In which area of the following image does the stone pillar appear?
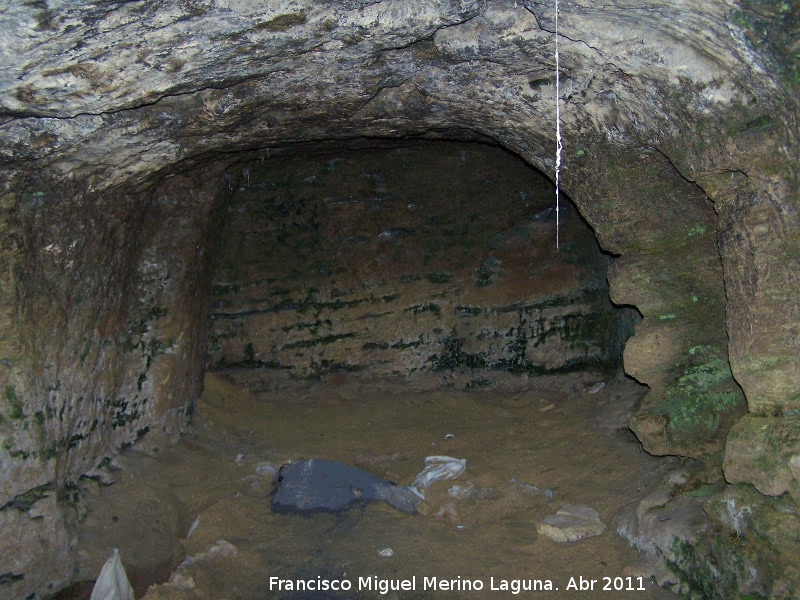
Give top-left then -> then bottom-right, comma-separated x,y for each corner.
712,173 -> 800,500
565,142 -> 746,458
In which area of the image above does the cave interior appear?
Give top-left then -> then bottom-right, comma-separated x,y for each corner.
1,1 -> 799,598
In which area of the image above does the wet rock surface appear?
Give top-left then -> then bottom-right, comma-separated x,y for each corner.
619,464 -> 800,599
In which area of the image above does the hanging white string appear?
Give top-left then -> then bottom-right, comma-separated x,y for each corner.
554,0 -> 562,251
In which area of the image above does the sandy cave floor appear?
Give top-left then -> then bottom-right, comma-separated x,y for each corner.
63,371 -> 682,600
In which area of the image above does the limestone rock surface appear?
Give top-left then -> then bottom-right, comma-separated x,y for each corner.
724,414 -> 800,501
536,504 -> 606,543
0,0 -> 798,597
620,467 -> 800,598
207,142 -> 627,385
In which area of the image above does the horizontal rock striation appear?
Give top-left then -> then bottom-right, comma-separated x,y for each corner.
207,143 -> 628,387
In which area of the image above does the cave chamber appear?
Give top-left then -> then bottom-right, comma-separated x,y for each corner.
1,1 -> 798,598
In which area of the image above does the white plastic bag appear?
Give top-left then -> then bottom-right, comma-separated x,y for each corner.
408,455 -> 466,498
90,548 -> 135,600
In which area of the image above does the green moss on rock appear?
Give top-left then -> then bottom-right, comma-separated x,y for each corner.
655,350 -> 745,442
4,385 -> 26,420
1,483 -> 53,513
666,537 -> 720,599
425,272 -> 452,284
255,11 -> 306,32
405,302 -> 441,317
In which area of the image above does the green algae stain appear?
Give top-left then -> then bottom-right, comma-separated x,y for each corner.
689,344 -> 720,356
1,483 -> 53,512
686,225 -> 706,237
656,355 -> 742,439
243,343 -> 256,367
391,335 -> 425,350
78,338 -> 92,368
728,114 -> 773,137
426,272 -> 452,284
405,303 -> 442,317
666,538 -> 722,599
281,333 -> 357,350
5,386 -> 24,420
256,12 -> 307,32
728,2 -> 800,90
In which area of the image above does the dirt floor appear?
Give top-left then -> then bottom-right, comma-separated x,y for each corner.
65,370 -> 681,599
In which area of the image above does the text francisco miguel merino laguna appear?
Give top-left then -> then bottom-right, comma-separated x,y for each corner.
270,574 -> 649,594
270,576 -> 553,595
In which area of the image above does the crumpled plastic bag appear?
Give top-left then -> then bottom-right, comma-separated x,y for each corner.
408,455 -> 467,498
90,548 -> 135,600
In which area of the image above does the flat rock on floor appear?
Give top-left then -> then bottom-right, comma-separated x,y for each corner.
536,504 -> 606,543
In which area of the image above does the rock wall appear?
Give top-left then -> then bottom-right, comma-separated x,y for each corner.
0,169 -> 232,597
207,142 -> 631,389
0,0 -> 798,597
565,145 -> 747,459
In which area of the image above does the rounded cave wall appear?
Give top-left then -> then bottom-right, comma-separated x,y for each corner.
206,142 -> 633,389
0,0 -> 798,598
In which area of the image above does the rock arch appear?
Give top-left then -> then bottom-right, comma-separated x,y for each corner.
0,1 -> 797,596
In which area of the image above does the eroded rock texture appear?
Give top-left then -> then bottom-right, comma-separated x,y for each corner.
0,0 -> 798,597
208,143 -> 629,389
